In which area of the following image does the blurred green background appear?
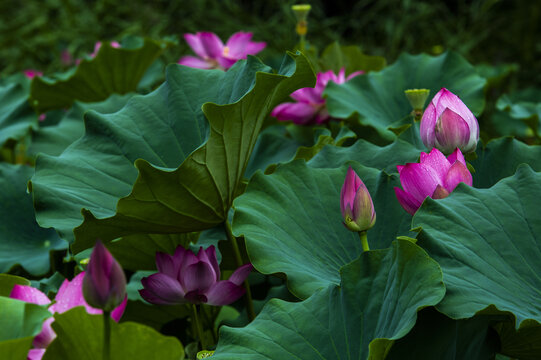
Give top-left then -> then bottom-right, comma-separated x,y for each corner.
1,0 -> 539,87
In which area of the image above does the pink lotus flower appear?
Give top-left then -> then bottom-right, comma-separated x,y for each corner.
420,88 -> 479,154
271,68 -> 362,125
140,245 -> 252,306
76,41 -> 121,65
10,272 -> 127,360
178,31 -> 266,70
394,148 -> 473,215
340,167 -> 376,232
83,241 -> 127,312
24,70 -> 43,79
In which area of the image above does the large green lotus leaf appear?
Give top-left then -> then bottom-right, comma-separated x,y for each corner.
42,307 -> 184,360
0,337 -> 34,360
28,94 -> 134,157
325,51 -> 486,140
0,296 -> 51,341
308,138 -> 420,173
68,53 -> 314,252
0,274 -> 30,297
318,41 -> 387,74
471,137 -> 541,188
496,87 -> 541,136
0,74 -> 37,148
212,240 -> 445,359
387,307 -> 500,360
107,232 -> 199,271
233,160 -> 414,299
0,163 -> 65,275
413,165 -> 541,358
29,39 -> 165,113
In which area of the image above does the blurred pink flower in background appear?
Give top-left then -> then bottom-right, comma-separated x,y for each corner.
23,70 -> 43,79
394,148 -> 473,215
271,68 -> 362,125
76,41 -> 121,65
10,272 -> 127,360
178,31 -> 266,70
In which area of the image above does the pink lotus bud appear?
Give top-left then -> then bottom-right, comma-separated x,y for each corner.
83,241 -> 126,312
340,167 -> 376,232
394,148 -> 473,215
420,88 -> 479,154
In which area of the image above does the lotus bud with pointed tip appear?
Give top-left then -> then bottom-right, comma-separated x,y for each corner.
420,88 -> 479,154
394,147 -> 473,215
340,167 -> 376,232
83,240 -> 127,312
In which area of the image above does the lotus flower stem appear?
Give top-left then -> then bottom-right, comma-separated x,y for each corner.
103,311 -> 111,360
359,231 -> 370,252
224,220 -> 256,322
191,304 -> 206,350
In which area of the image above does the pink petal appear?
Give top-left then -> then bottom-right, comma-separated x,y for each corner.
10,285 -> 50,306
205,281 -> 245,306
140,273 -> 186,305
177,247 -> 198,280
110,295 -> 127,322
51,273 -> 95,314
32,317 -> 55,348
446,148 -> 466,167
228,263 -> 253,286
394,187 -> 422,216
156,252 -> 178,278
419,148 -> 451,183
314,108 -> 330,124
290,87 -> 324,105
201,246 -> 220,281
444,161 -> 473,192
434,108 -> 471,154
225,32 -> 254,57
198,32 -> 224,59
180,261 -> 216,293
178,56 -> 214,69
398,162 -> 442,204
184,33 -> 208,59
435,88 -> 477,128
431,184 -> 450,199
346,71 -> 364,81
28,349 -> 46,360
340,167 -> 362,217
184,290 -> 208,304
420,101 -> 438,148
217,56 -> 238,70
271,102 -> 318,125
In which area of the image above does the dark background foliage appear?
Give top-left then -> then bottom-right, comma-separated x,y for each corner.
1,0 -> 539,87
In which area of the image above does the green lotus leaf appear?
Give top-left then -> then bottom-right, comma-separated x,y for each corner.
42,307 -> 184,360
233,161 -> 414,299
212,240 -> 445,359
0,296 -> 51,342
0,274 -> 30,297
413,165 -> 541,359
0,163 -> 65,275
0,74 -> 36,148
496,87 -> 541,136
325,51 -> 486,141
318,41 -> 387,74
29,38 -> 166,113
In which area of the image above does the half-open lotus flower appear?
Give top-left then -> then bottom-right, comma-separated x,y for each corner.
10,272 -> 127,360
178,31 -> 266,70
271,68 -> 362,125
140,245 -> 252,306
420,88 -> 479,154
340,167 -> 376,232
394,148 -> 473,215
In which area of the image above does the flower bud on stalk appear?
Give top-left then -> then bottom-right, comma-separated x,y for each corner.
420,88 -> 479,155
83,240 -> 127,312
404,88 -> 430,121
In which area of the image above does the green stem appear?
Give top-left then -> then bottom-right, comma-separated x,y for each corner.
103,311 -> 111,360
224,221 -> 256,322
191,304 -> 206,351
359,231 -> 370,252
299,34 -> 306,52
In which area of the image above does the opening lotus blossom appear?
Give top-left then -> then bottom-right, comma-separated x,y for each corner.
394,147 -> 473,215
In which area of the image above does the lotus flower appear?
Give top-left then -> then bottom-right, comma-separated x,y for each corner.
24,70 -> 43,79
10,272 -> 127,360
394,148 -> 473,215
340,167 -> 376,232
83,241 -> 127,312
420,88 -> 479,154
178,31 -> 266,70
271,68 -> 362,125
140,245 -> 252,306
75,41 -> 121,65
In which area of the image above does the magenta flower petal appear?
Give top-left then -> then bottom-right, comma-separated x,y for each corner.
394,187 -> 421,216
177,246 -> 199,279
225,32 -> 265,58
32,317 -> 55,348
217,56 -> 238,70
198,32 -> 224,59
290,87 -> 324,105
184,290 -> 208,304
399,163 -> 441,203
434,108 -> 471,154
420,101 -> 438,148
178,55 -> 214,69
447,147 -> 466,167
184,33 -> 209,59
140,273 -> 186,305
444,161 -> 473,192
340,167 -> 376,231
419,148 -> 452,182
181,261 -> 216,293
228,263 -> 253,286
346,71 -> 364,81
200,246 -> 220,281
156,252 -> 178,278
10,285 -> 50,306
28,349 -> 46,360
51,273 -> 98,315
205,281 -> 245,306
340,167 -> 362,217
110,295 -> 127,322
271,102 -> 318,125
